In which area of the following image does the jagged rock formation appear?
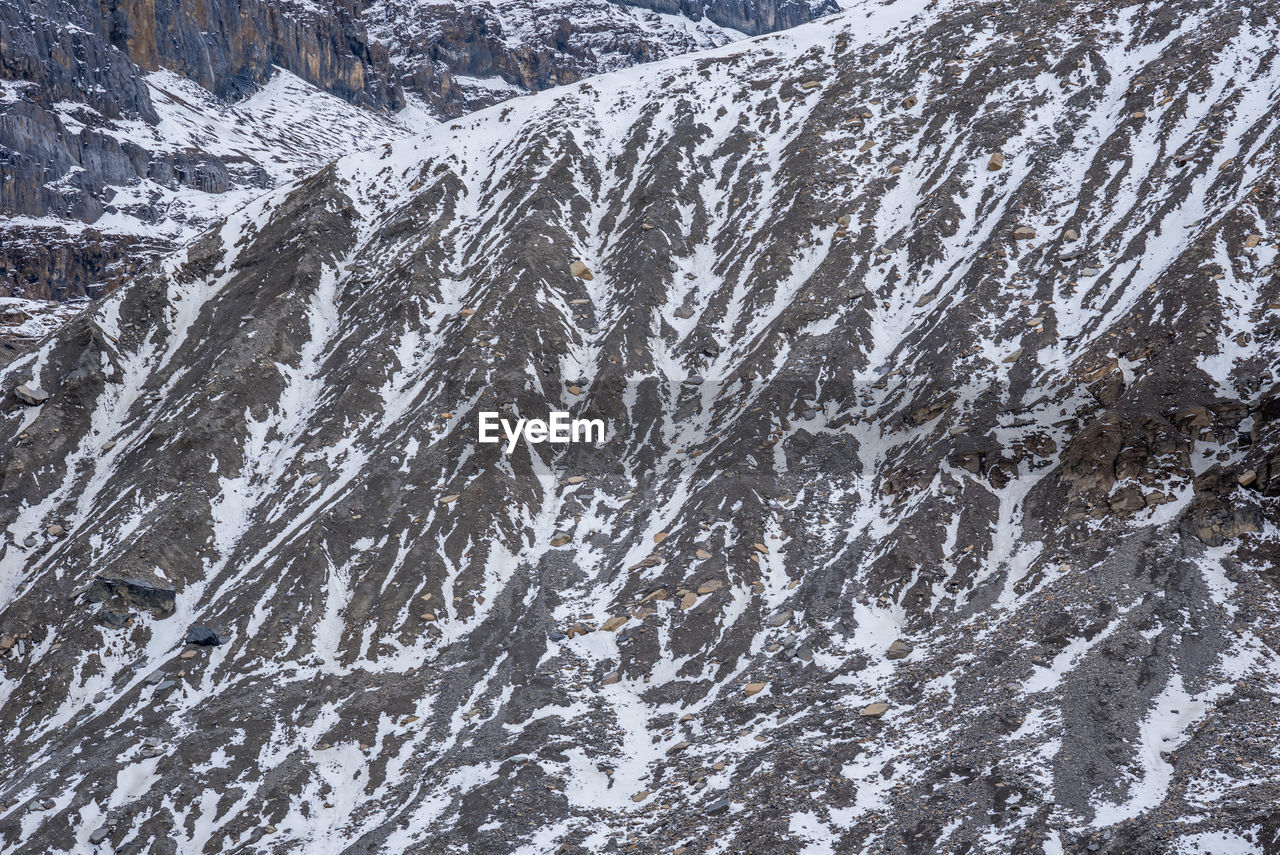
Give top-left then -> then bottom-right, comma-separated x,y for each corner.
2,0 -> 1280,853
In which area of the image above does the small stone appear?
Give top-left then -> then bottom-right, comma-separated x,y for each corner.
439,494 -> 459,504
179,650 -> 198,660
601,616 -> 628,632
632,790 -> 650,802
653,531 -> 668,544
674,306 -> 694,319
1081,267 -> 1101,277
1239,470 -> 1257,487
570,260 -> 594,280
550,533 -> 571,547
695,548 -> 712,560
697,579 -> 723,595
901,95 -> 918,109
1002,349 -> 1022,363
799,80 -> 821,90
459,308 -> 476,317
89,826 -> 111,844
679,592 -> 698,610
46,524 -> 64,537
836,214 -> 851,228
752,542 -> 769,554
794,644 -> 814,662
1013,226 -> 1036,239
860,702 -> 890,718
601,670 -> 621,686
744,681 -> 767,697
0,635 -> 13,652
987,151 -> 1005,170
885,639 -> 913,660
667,740 -> 690,756
1063,228 -> 1079,241
765,610 -> 791,628
1245,234 -> 1262,248
14,384 -> 49,406
565,476 -> 587,485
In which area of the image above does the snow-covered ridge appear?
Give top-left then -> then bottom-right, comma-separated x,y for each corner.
1,0 -> 1279,852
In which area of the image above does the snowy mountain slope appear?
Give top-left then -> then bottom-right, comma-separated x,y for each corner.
2,0 -> 1280,852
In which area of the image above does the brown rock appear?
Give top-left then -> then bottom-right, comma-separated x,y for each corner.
601,616 -> 628,632
988,151 -> 1005,170
601,671 -> 621,685
744,682 -> 767,696
1013,226 -> 1036,240
1245,234 -> 1262,248
860,702 -> 890,717
697,579 -> 723,595
679,592 -> 698,610
885,639 -> 913,660
570,260 -> 593,280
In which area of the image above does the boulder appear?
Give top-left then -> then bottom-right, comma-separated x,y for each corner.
570,260 -> 593,280
600,616 -> 627,632
601,670 -> 621,685
885,639 -> 913,660
184,626 -> 222,646
14,384 -> 49,406
859,702 -> 890,717
988,152 -> 1004,170
1013,226 -> 1036,240
744,681 -> 766,696
1245,234 -> 1262,248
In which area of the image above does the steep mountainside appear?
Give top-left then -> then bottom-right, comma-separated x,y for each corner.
3,0 -> 1280,853
0,0 -> 832,305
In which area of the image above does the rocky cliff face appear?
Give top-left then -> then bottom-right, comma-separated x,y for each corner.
2,0 -> 1279,853
367,0 -> 837,117
1,0 -> 833,303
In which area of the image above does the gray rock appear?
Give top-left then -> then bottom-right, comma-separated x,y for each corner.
184,626 -> 222,646
14,384 -> 49,406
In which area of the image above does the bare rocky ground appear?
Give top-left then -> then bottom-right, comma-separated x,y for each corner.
2,0 -> 1280,852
